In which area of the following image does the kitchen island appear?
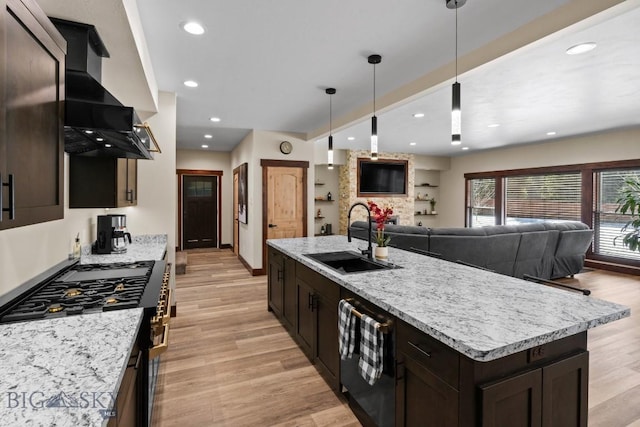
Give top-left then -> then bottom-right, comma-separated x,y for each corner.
267,235 -> 630,426
0,309 -> 143,427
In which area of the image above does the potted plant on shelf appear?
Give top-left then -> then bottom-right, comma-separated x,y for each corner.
615,177 -> 640,252
367,200 -> 393,260
429,198 -> 437,215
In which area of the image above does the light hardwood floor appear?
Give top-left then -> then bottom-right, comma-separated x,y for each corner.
152,249 -> 640,427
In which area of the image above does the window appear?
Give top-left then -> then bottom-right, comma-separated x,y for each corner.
465,159 -> 640,270
505,173 -> 581,224
467,178 -> 496,227
593,169 -> 640,261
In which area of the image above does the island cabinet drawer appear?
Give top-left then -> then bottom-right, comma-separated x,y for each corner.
397,320 -> 459,389
296,262 -> 339,301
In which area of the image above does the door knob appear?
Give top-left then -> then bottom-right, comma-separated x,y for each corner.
268,224 -> 277,228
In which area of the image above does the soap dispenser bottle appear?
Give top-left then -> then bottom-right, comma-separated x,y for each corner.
73,233 -> 81,259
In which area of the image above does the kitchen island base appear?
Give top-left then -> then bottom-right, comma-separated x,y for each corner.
268,245 -> 593,426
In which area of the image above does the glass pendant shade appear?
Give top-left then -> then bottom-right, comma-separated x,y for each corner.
370,116 -> 378,160
327,135 -> 334,169
326,87 -> 336,169
451,82 -> 461,145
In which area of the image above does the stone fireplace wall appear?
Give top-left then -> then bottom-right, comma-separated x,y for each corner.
338,150 -> 416,234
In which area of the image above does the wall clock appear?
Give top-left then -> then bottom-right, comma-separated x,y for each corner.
279,140 -> 293,155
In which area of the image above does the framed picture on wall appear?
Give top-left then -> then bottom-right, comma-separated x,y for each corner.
238,162 -> 248,224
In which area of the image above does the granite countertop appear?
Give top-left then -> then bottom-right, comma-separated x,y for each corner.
0,308 -> 143,427
268,235 -> 630,362
80,234 -> 167,264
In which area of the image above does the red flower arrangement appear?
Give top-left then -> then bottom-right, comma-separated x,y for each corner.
367,200 -> 394,247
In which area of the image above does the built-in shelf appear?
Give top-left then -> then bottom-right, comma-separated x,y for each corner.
414,184 -> 438,188
314,182 -> 325,186
314,233 -> 334,237
315,216 -> 326,220
315,199 -> 335,202
414,213 -> 438,216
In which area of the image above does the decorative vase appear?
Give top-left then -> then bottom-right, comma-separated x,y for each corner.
375,246 -> 389,260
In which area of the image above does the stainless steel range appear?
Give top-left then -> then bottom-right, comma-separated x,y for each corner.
0,259 -> 171,427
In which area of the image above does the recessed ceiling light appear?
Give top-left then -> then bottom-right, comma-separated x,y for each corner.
487,123 -> 500,128
547,131 -> 557,136
96,137 -> 104,142
461,147 -> 469,150
201,144 -> 209,148
409,142 -> 417,146
84,130 -> 93,134
566,42 -> 596,55
204,134 -> 213,139
210,117 -> 221,122
184,80 -> 198,88
104,144 -> 112,148
413,113 -> 425,118
347,136 -> 355,141
182,21 -> 205,35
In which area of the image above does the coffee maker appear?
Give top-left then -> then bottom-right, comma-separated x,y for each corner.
94,214 -> 132,254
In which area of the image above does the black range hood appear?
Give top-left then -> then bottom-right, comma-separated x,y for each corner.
51,18 -> 159,160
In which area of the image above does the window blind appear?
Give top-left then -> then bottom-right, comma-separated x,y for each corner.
505,173 -> 581,223
467,178 -> 495,227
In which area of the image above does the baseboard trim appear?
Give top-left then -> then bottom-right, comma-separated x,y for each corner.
220,243 -> 232,249
585,259 -> 640,276
238,254 -> 266,276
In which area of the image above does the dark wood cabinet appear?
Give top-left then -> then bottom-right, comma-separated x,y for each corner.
296,263 -> 340,390
69,156 -> 137,208
267,247 -> 284,317
0,0 -> 65,230
107,343 -> 139,427
481,351 -> 588,427
282,255 -> 297,330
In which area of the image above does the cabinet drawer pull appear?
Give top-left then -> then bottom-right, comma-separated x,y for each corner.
277,269 -> 283,282
1,173 -> 15,221
408,341 -> 432,358
126,189 -> 134,202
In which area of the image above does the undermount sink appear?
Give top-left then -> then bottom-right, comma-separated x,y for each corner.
304,251 -> 399,274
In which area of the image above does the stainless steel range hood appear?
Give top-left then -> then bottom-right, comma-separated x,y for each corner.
51,18 -> 160,160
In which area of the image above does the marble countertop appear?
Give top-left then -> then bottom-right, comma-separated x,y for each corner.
0,308 -> 143,427
268,235 -> 630,362
80,234 -> 167,264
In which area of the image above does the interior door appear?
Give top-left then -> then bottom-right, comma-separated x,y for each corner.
266,166 -> 305,239
182,175 -> 218,249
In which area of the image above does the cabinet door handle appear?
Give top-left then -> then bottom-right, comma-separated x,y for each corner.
311,294 -> 318,311
308,293 -> 313,310
408,341 -> 432,358
1,174 -> 15,221
277,269 -> 283,282
396,360 -> 405,381
126,189 -> 134,202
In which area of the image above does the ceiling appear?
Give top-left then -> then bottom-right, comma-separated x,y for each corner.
38,0 -> 640,157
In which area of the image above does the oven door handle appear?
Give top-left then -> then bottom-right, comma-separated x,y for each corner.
149,323 -> 170,360
162,288 -> 172,325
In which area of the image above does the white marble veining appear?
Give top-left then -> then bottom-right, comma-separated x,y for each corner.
80,234 -> 167,264
268,236 -> 630,362
0,309 -> 143,427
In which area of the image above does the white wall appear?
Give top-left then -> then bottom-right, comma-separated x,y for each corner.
439,128 -> 640,227
231,130 -> 314,270
0,91 -> 178,296
176,149 -> 233,245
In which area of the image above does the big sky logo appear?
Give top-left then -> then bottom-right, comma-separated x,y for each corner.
5,391 -> 117,418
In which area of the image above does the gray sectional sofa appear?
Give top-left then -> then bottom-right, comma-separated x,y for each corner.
349,221 -> 593,279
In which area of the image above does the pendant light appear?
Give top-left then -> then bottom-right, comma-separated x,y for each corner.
326,88 -> 336,170
368,54 -> 382,160
447,0 -> 465,145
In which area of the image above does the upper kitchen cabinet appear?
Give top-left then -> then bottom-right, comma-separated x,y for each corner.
0,0 -> 66,230
69,156 -> 137,208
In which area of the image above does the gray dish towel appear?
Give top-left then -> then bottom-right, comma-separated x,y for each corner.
358,313 -> 384,385
338,299 -> 356,360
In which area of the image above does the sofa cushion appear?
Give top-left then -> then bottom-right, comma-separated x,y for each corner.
429,227 -> 486,236
552,228 -> 593,278
512,230 -> 551,278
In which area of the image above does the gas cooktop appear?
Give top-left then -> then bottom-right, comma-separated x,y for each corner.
0,261 -> 156,323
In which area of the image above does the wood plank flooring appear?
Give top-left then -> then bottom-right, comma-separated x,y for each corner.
152,249 -> 640,426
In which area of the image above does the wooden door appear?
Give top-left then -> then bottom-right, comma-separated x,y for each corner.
264,165 -> 306,239
182,175 -> 218,249
233,170 -> 239,256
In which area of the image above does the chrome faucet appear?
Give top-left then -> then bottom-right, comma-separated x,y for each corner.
347,202 -> 373,260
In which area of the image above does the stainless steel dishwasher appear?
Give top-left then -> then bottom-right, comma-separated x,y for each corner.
340,297 -> 395,427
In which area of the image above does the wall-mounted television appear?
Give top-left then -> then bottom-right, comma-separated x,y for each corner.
357,158 -> 408,196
